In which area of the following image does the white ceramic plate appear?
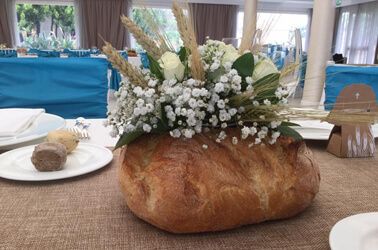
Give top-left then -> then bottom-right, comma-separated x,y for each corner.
330,212 -> 378,250
0,143 -> 113,181
291,120 -> 378,140
0,113 -> 65,150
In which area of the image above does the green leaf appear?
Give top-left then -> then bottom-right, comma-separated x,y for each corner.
147,54 -> 164,81
115,130 -> 144,150
208,66 -> 225,82
178,47 -> 188,62
253,73 -> 280,102
277,126 -> 303,141
232,53 -> 254,79
281,121 -> 301,127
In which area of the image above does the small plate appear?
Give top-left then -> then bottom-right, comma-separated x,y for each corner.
330,212 -> 378,250
0,143 -> 113,181
0,113 -> 65,150
291,120 -> 378,140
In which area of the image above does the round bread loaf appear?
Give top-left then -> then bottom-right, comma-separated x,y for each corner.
119,128 -> 320,233
46,130 -> 79,153
31,142 -> 67,171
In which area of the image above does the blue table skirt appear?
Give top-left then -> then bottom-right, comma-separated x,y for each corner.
324,65 -> 378,110
0,57 -> 109,118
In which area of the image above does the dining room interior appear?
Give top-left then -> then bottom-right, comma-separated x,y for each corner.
0,0 -> 378,249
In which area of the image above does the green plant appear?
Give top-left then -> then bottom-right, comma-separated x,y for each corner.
22,32 -> 76,50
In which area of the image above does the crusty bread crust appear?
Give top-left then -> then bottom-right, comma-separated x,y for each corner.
119,129 -> 320,233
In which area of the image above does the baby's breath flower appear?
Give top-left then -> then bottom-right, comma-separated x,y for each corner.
241,126 -> 250,139
232,137 -> 238,145
143,124 -> 152,133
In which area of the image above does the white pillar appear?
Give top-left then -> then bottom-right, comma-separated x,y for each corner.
242,0 -> 258,37
301,0 -> 335,107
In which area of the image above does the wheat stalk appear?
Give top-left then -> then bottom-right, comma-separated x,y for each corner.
102,42 -> 147,87
172,1 -> 204,81
120,15 -> 163,60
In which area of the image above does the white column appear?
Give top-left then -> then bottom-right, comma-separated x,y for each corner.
242,0 -> 258,38
301,0 -> 335,107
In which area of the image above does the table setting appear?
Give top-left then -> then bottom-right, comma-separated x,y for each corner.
0,106 -> 377,249
0,109 -> 114,182
1,1 -> 378,249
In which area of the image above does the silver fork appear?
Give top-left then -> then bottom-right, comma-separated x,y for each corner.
67,126 -> 90,140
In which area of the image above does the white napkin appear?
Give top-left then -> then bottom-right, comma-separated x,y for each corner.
0,108 -> 45,138
291,120 -> 333,130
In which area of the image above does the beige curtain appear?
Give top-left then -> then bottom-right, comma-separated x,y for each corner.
189,3 -> 238,45
76,0 -> 130,49
334,1 -> 378,64
0,0 -> 18,47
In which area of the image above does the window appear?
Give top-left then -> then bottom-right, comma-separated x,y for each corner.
130,7 -> 183,51
237,12 -> 308,49
16,3 -> 76,49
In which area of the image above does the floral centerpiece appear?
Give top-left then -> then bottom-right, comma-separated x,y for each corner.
102,2 -> 321,233
104,15 -> 302,149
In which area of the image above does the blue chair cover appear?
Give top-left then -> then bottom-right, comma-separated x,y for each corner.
0,49 -> 17,58
140,52 -> 150,69
0,57 -> 109,118
298,53 -> 307,88
324,65 -> 378,110
29,49 -> 60,57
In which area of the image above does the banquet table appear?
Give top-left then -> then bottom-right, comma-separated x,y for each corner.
1,120 -> 377,249
0,58 -> 109,119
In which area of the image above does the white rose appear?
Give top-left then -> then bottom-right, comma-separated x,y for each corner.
159,52 -> 185,81
252,58 -> 278,81
219,44 -> 239,65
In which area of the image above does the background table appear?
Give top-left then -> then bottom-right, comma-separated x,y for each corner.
0,126 -> 377,249
0,58 -> 109,119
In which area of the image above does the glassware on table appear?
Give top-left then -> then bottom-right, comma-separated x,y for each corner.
221,38 -> 240,49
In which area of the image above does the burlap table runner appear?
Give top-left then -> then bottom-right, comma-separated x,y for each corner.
1,141 -> 377,250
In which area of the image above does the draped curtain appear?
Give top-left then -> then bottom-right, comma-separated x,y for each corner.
334,1 -> 378,64
189,3 -> 238,45
75,0 -> 130,50
0,0 -> 19,47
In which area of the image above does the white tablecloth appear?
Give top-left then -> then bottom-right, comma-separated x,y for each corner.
65,119 -> 118,148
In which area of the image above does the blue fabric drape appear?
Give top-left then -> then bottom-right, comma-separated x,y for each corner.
28,49 -> 61,57
0,57 -> 108,118
324,65 -> 378,110
109,51 -> 128,91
